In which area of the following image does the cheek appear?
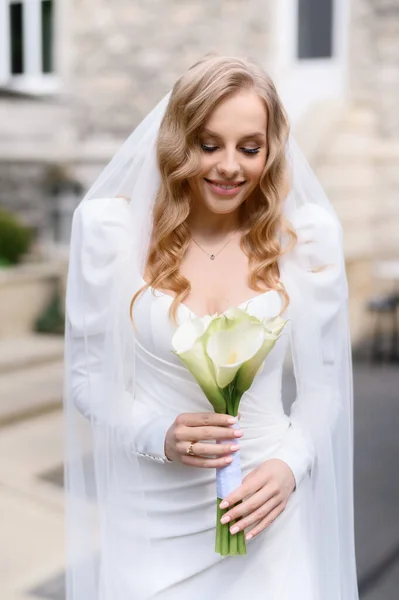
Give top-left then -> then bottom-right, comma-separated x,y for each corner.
246,159 -> 265,186
198,156 -> 215,176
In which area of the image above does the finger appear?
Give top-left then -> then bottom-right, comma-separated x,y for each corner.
228,497 -> 281,535
174,424 -> 242,446
219,471 -> 263,509
220,487 -> 271,523
192,425 -> 243,442
180,454 -> 234,469
245,505 -> 284,540
178,441 -> 241,457
176,413 -> 238,428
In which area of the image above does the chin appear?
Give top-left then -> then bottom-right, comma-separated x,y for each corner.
205,199 -> 242,214
200,183 -> 250,214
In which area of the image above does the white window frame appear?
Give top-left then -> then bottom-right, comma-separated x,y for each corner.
0,0 -> 60,94
271,0 -> 349,125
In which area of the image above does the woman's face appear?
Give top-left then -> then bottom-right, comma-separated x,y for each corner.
189,89 -> 268,215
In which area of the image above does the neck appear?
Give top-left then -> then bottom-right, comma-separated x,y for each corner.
187,206 -> 241,243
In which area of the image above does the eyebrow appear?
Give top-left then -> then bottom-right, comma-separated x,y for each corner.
202,128 -> 266,140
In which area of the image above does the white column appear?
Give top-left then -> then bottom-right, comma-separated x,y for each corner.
0,0 -> 11,83
23,0 -> 42,77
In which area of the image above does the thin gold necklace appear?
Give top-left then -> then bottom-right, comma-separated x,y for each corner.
191,229 -> 239,260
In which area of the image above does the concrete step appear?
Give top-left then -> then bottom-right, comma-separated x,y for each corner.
0,335 -> 64,375
0,360 -> 63,428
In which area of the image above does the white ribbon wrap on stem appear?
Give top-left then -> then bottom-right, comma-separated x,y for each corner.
216,422 -> 242,499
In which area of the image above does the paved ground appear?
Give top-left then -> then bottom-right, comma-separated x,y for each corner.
352,363 -> 399,599
0,355 -> 398,599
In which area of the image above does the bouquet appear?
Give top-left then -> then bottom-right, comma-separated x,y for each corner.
172,306 -> 287,556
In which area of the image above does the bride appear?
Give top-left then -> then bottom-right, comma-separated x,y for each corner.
64,55 -> 359,599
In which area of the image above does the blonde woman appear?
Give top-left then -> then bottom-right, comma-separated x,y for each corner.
65,56 -> 358,599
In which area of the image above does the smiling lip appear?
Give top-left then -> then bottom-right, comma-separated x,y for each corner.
204,178 -> 245,197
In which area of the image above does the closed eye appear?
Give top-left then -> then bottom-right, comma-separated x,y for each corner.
242,147 -> 260,155
201,144 -> 218,153
201,144 -> 261,155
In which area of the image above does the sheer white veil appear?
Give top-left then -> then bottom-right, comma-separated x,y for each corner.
64,88 -> 358,599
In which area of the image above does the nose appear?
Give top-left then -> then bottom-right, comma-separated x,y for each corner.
216,149 -> 240,179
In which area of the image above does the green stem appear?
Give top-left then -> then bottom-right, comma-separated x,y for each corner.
237,529 -> 247,555
215,384 -> 246,556
215,500 -> 222,554
215,498 -> 247,557
229,520 -> 238,555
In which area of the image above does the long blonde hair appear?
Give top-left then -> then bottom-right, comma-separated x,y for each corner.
130,54 -> 296,323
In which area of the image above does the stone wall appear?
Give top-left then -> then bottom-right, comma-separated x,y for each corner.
349,0 -> 376,108
374,1 -> 399,138
349,0 -> 399,258
0,162 -> 50,236
70,0 -> 272,142
350,0 -> 399,136
337,0 -> 399,342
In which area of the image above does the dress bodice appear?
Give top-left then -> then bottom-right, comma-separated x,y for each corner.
133,284 -> 285,365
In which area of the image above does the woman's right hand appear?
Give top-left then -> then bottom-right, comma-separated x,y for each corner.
164,412 -> 243,468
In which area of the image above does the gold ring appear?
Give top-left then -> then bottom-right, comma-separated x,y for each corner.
186,441 -> 196,456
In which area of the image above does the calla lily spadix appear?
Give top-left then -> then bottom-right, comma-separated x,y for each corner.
172,307 -> 287,557
206,322 -> 265,388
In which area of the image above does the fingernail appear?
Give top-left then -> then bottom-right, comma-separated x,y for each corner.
230,526 -> 239,535
219,500 -> 229,509
220,515 -> 230,524
245,533 -> 253,541
228,417 -> 236,424
225,456 -> 233,464
234,430 -> 243,438
230,444 -> 240,451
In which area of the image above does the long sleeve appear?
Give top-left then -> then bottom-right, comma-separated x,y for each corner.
66,197 -> 174,464
270,204 -> 345,487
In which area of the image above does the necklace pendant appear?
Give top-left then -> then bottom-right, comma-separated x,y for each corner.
210,254 -> 216,260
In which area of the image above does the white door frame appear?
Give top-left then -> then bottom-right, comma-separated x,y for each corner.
270,0 -> 350,124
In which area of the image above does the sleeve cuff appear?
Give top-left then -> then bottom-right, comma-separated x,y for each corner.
132,414 -> 175,464
269,423 -> 315,488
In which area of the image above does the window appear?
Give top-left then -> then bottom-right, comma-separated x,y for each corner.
41,0 -> 53,73
10,1 -> 23,74
0,0 -> 56,92
297,0 -> 334,59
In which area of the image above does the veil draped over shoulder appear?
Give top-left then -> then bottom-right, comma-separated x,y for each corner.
64,92 -> 358,599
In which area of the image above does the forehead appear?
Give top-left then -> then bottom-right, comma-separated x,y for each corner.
204,89 -> 267,137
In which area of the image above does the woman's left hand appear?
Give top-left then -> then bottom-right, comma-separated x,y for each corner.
219,459 -> 296,541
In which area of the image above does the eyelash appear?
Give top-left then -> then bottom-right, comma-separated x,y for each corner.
201,144 -> 261,155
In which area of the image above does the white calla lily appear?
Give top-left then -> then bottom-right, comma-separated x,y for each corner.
223,306 -> 252,323
172,314 -> 213,354
172,315 -> 226,413
206,322 -> 265,388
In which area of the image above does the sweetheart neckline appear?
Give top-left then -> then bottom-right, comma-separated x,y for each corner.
140,277 -> 280,320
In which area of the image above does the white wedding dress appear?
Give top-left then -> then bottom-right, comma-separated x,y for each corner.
67,198 -> 329,599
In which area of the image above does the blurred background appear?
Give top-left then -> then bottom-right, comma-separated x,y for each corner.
0,0 -> 398,598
